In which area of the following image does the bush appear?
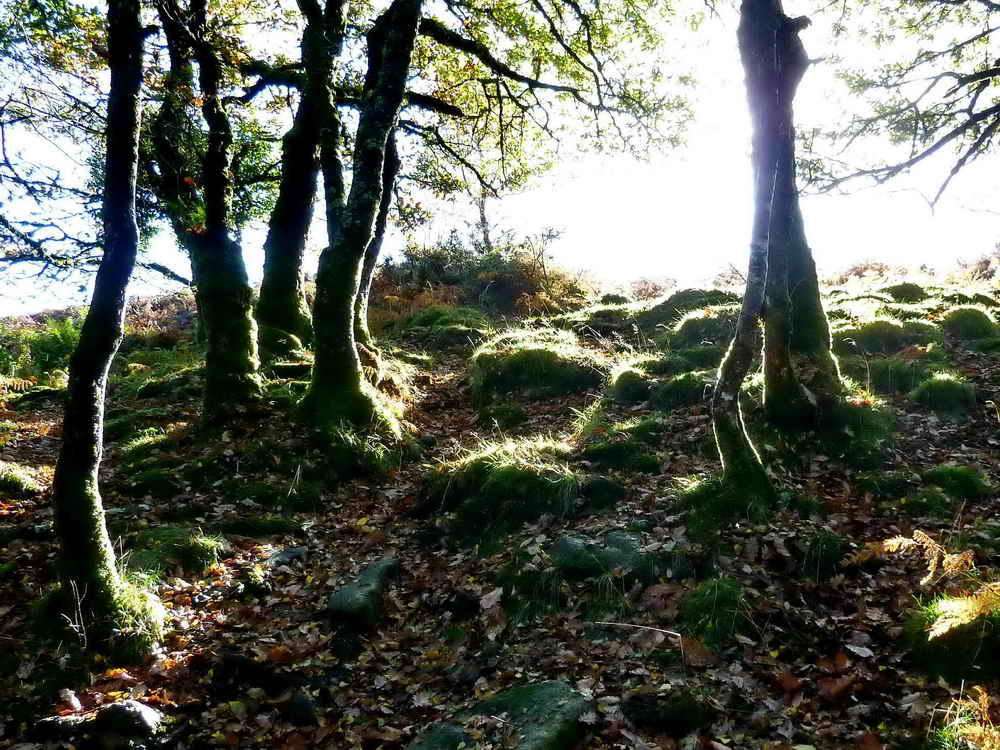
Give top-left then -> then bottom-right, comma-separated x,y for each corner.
0,316 -> 83,377
881,282 -> 928,303
600,293 -> 630,305
680,578 -> 748,648
910,373 -> 975,414
470,328 -> 606,404
921,465 -> 992,500
941,307 -> 997,340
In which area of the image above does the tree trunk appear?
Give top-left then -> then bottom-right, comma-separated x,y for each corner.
151,0 -> 261,420
298,0 -> 422,433
50,0 -> 163,662
738,0 -> 829,429
354,128 -> 399,353
255,58 -> 322,351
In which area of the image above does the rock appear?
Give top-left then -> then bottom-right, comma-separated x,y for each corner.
283,692 -> 318,727
30,713 -> 92,742
550,531 -> 685,584
621,690 -> 717,736
93,700 -> 163,738
267,546 -> 308,567
327,556 -> 400,629
407,723 -> 472,750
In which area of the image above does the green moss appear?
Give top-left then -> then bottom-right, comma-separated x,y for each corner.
856,470 -> 919,499
550,303 -> 637,336
134,367 -> 203,400
123,468 -> 182,499
832,319 -> 932,355
0,461 -> 40,498
881,282 -> 928,303
609,366 -> 652,404
678,476 -> 777,542
823,395 -> 895,469
637,288 -> 740,331
650,371 -> 712,411
670,306 -> 739,346
941,306 -> 997,339
921,465 -> 992,500
405,324 -> 487,349
125,525 -> 229,577
478,403 -> 528,429
910,373 -> 975,415
580,438 -> 659,473
404,305 -> 489,330
643,353 -> 693,376
680,578 -> 747,649
838,356 -> 932,394
616,415 -> 668,445
257,326 -> 305,359
104,407 -> 173,442
207,516 -> 303,537
905,597 -> 1000,681
426,438 -> 581,546
895,487 -> 954,517
676,345 -> 726,369
470,328 -> 606,404
319,423 -> 401,483
941,291 -> 999,308
119,428 -> 171,468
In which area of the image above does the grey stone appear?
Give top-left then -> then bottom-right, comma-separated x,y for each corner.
407,723 -> 472,750
267,546 -> 308,567
550,531 -> 687,584
327,556 -> 401,629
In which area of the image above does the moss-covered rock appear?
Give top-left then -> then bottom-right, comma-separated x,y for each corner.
637,288 -> 740,331
550,531 -> 684,583
670,305 -> 739,347
881,282 -> 928,303
125,525 -> 230,578
941,306 -> 997,340
478,402 -> 528,429
650,371 -> 713,411
838,356 -> 932,394
921,465 -> 992,500
643,353 -> 693,376
675,345 -> 726,369
910,373 -> 975,415
470,328 -> 606,404
471,681 -> 590,750
609,367 -> 651,404
135,368 -> 203,399
327,557 -> 400,630
832,319 -> 933,355
0,461 -> 40,499
258,326 -> 305,359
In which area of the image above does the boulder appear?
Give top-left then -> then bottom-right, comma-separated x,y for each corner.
327,556 -> 401,629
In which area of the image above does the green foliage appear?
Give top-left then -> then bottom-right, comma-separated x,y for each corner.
104,407 -> 172,442
426,438 -> 581,546
680,578 -> 747,648
125,525 -> 229,578
838,355 -> 934,394
404,305 -> 488,329
921,465 -> 992,500
0,461 -> 40,498
600,293 -> 630,305
470,328 -> 606,404
897,487 -> 955,518
119,428 -> 170,468
643,353 -> 693,376
678,476 -> 777,542
123,468 -> 182,499
674,345 -> 725,369
823,394 -> 895,469
0,316 -> 82,377
323,423 -> 401,481
910,373 -> 975,415
650,371 -> 712,411
580,438 -> 659,473
941,307 -> 997,340
881,282 -> 928,303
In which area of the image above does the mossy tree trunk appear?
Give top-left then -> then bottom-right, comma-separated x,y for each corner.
298,0 -> 422,433
354,128 -> 399,354
738,0 -> 831,429
151,0 -> 261,421
50,0 -> 163,660
254,54 -> 322,350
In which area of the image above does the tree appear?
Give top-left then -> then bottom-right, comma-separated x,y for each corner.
48,0 -> 164,662
807,0 -> 999,205
713,0 -> 841,495
147,0 -> 267,421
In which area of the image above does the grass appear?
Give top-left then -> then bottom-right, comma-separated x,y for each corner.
838,355 -> 935,395
104,407 -> 173,442
425,437 -> 581,547
856,470 -> 919,499
910,373 -> 976,415
0,461 -> 40,499
799,528 -> 845,580
669,306 -> 739,347
832,318 -> 938,355
823,392 -> 895,469
922,465 -> 992,500
677,475 -> 778,542
637,288 -> 740,331
470,327 -> 606,404
580,438 -> 660,473
680,578 -> 748,649
881,282 -> 928,303
323,422 -> 401,481
905,595 -> 1000,681
897,487 -> 955,518
941,306 -> 997,340
119,428 -> 172,468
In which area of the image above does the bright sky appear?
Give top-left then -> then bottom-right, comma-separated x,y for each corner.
1,0 -> 997,318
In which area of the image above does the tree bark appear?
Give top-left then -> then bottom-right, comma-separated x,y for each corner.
254,35 -> 323,350
738,0 -> 834,429
151,0 -> 261,420
50,0 -> 163,661
354,128 -> 399,353
298,0 -> 422,432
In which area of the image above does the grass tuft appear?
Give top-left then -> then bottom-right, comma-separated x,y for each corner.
910,373 -> 976,415
124,525 -> 230,578
921,464 -> 992,501
650,371 -> 713,411
0,461 -> 40,498
680,578 -> 748,649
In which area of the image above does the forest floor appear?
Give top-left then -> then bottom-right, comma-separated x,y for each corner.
2,280 -> 1000,749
